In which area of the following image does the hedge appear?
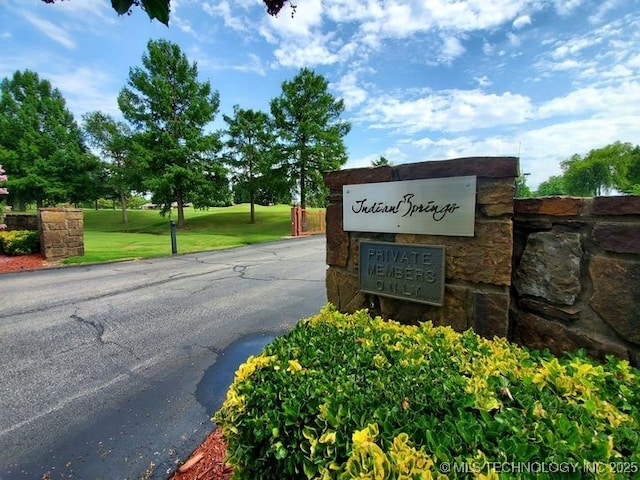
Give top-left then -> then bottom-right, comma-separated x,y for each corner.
214,305 -> 640,479
0,230 -> 40,255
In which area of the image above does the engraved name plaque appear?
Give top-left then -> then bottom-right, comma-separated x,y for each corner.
343,176 -> 476,237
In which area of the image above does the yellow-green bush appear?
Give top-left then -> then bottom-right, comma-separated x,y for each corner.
214,305 -> 640,479
0,230 -> 39,255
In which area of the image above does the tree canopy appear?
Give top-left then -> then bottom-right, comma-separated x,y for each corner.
560,141 -> 638,196
0,70 -> 99,209
118,39 -> 227,228
41,0 -> 294,25
223,106 -> 277,223
83,111 -> 144,222
533,141 -> 639,197
270,68 -> 351,208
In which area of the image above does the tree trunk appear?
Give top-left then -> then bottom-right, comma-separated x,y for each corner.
120,190 -> 128,223
177,186 -> 186,228
250,190 -> 256,224
300,154 -> 306,210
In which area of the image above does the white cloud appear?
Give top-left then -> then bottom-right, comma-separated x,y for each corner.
272,35 -> 341,68
46,67 -> 121,118
512,15 -> 531,30
358,89 -> 533,133
535,81 -> 640,121
19,12 -> 76,49
553,0 -> 584,16
334,71 -> 369,109
438,35 -> 466,63
202,1 -> 249,32
475,75 -> 492,87
550,36 -> 600,59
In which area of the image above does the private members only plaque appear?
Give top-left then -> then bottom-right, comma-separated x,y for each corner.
359,241 -> 445,306
343,176 -> 476,236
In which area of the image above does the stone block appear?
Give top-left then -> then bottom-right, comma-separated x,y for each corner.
520,298 -> 580,323
395,157 -> 519,181
593,196 -> 640,216
324,166 -> 393,191
589,256 -> 640,345
326,267 -> 366,314
398,220 -> 513,285
480,203 -> 513,217
326,202 -> 348,267
515,197 -> 583,216
512,312 -> 629,361
39,211 -> 67,223
514,231 -> 582,305
472,291 -> 510,339
593,223 -> 640,254
477,178 -> 515,204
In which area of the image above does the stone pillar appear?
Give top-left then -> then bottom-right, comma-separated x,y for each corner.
324,157 -> 519,339
38,208 -> 85,260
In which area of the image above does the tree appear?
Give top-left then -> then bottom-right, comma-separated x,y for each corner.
371,156 -> 391,167
41,0 -> 294,26
223,106 -> 276,223
515,174 -> 533,198
624,145 -> 640,195
118,39 -> 227,228
535,175 -> 567,196
270,68 -> 351,209
560,141 -> 639,197
82,111 -> 143,223
0,70 -> 98,209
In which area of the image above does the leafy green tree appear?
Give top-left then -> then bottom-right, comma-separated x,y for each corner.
560,141 -> 639,196
599,141 -> 640,194
624,146 -> 640,195
515,174 -> 533,198
561,153 -> 612,197
223,106 -> 275,223
535,175 -> 567,196
270,68 -> 351,209
371,155 -> 391,167
0,70 -> 98,209
118,39 -> 228,228
83,111 -> 144,223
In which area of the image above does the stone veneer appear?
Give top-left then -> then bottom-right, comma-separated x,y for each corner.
513,196 -> 640,365
38,208 -> 84,260
324,158 -> 640,365
324,157 -> 518,339
4,213 -> 38,231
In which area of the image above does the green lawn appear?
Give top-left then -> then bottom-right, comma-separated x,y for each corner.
65,204 -> 308,264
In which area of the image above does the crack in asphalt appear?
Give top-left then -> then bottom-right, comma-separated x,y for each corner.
0,266 -> 240,320
71,314 -> 140,360
0,247 -> 323,320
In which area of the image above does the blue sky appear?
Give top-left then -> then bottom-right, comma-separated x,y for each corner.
1,0 -> 639,189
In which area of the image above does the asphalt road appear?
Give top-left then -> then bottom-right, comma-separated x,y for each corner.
0,235 -> 327,480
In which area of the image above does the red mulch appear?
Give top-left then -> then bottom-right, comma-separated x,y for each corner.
170,427 -> 232,480
0,252 -> 50,272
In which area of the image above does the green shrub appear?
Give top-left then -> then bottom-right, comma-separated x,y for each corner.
0,230 -> 40,255
214,305 -> 640,479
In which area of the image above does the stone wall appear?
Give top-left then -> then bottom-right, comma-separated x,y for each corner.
4,213 -> 38,231
38,208 -> 84,260
512,196 -> 640,364
324,157 -> 519,338
324,158 -> 640,365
